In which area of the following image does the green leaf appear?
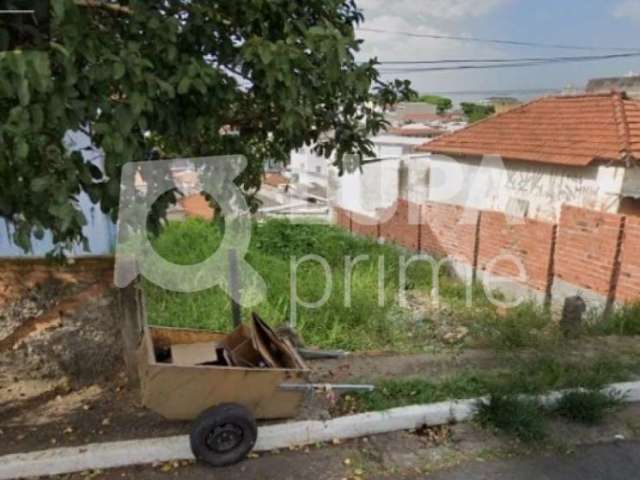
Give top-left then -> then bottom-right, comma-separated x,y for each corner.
113,62 -> 126,80
258,45 -> 273,64
51,0 -> 66,20
31,54 -> 50,77
31,175 -> 51,193
17,79 -> 30,106
115,107 -> 134,135
113,133 -> 124,153
177,77 -> 190,94
130,92 -> 145,115
30,105 -> 44,130
50,42 -> 70,57
16,140 -> 29,159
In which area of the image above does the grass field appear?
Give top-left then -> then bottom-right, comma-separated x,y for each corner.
143,217 -> 640,352
144,218 -> 450,351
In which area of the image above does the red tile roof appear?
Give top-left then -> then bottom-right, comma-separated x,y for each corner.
419,92 -> 640,167
180,194 -> 215,220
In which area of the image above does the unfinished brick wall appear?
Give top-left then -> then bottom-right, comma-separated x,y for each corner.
420,202 -> 480,265
477,212 -> 556,293
616,215 -> 640,303
334,208 -> 352,231
334,200 -> 640,306
554,205 -> 624,298
379,199 -> 421,251
351,211 -> 380,239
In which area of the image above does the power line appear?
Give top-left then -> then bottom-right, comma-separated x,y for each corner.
378,53 -> 640,65
420,87 -> 563,96
360,27 -> 640,52
378,52 -> 640,73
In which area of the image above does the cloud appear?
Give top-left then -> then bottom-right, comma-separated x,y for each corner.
357,0 -> 510,21
612,0 -> 640,24
354,1 -> 513,97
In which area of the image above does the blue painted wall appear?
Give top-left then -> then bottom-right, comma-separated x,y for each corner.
0,130 -> 117,257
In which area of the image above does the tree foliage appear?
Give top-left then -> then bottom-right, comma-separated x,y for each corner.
461,102 -> 495,123
0,0 -> 412,252
414,94 -> 452,114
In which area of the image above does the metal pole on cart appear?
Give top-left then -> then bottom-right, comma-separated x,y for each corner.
228,248 -> 242,328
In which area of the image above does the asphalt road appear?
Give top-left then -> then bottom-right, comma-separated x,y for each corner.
427,441 -> 640,480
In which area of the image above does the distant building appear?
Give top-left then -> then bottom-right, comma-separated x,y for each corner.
386,102 -> 438,127
419,92 -> 640,221
586,75 -> 640,99
289,145 -> 330,191
486,96 -> 522,114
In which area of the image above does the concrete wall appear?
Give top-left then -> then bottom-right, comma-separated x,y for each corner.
289,146 -> 330,187
333,153 -> 631,226
332,159 -> 401,217
428,155 -> 625,222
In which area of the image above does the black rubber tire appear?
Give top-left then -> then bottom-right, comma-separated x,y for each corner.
190,403 -> 258,467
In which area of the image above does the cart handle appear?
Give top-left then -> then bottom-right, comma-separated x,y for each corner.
279,383 -> 375,393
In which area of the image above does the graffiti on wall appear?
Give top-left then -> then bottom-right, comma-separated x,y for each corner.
504,166 -> 599,205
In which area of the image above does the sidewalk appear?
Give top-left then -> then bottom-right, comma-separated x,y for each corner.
424,440 -> 640,480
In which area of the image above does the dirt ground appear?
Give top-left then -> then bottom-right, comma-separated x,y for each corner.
1,258 -> 639,467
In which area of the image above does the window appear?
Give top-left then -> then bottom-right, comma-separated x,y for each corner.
619,197 -> 640,217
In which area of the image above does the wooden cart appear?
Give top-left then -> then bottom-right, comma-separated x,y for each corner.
136,321 -> 311,467
125,254 -> 371,468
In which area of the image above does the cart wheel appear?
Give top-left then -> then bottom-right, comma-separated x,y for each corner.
190,403 -> 258,467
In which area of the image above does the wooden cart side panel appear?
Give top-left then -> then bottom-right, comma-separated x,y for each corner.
141,363 -> 308,420
136,329 -> 155,397
149,327 -> 227,349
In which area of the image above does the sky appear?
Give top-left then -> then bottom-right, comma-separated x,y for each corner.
355,0 -> 640,104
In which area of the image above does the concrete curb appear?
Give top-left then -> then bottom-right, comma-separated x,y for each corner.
1,381 -> 638,480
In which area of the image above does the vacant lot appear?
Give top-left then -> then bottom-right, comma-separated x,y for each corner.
145,218 -> 640,353
1,219 -> 638,459
145,218 -> 443,351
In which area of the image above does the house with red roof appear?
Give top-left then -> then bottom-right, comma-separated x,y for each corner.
418,92 -> 640,221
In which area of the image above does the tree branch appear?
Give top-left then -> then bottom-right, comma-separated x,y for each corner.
74,0 -> 132,15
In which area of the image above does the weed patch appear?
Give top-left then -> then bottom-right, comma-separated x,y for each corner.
335,355 -> 637,415
467,303 -> 557,351
475,394 -> 547,443
502,355 -> 634,395
588,304 -> 640,337
553,390 -> 622,425
336,373 -> 494,414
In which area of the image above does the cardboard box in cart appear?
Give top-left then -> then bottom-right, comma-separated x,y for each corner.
137,325 -> 310,421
